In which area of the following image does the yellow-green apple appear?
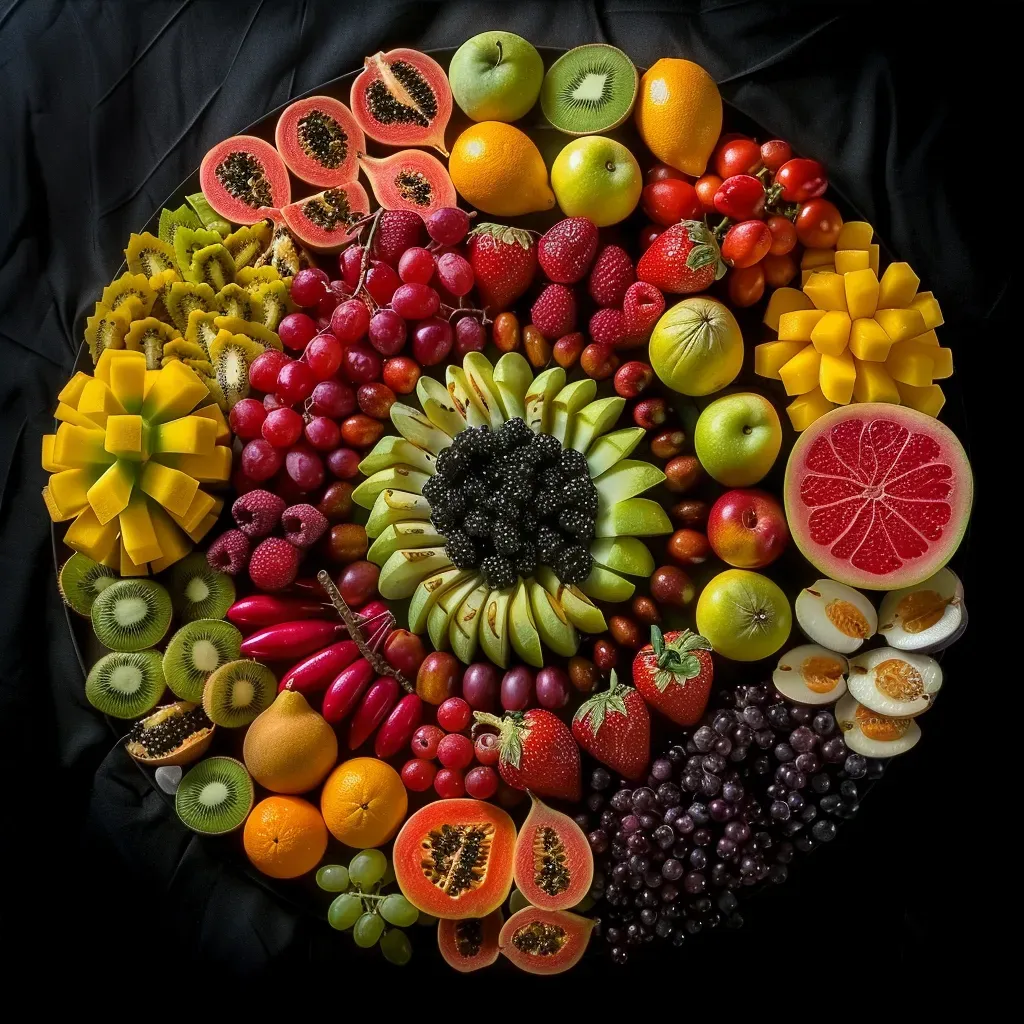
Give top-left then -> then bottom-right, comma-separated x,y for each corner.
707,489 -> 789,568
694,392 -> 782,487
696,569 -> 791,661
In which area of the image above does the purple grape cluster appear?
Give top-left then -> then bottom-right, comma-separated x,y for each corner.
583,682 -> 888,965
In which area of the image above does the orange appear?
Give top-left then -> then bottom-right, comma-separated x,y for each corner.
635,59 -> 722,177
320,757 -> 408,849
243,795 -> 328,879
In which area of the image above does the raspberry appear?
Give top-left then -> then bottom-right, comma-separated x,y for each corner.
589,307 -> 627,346
622,280 -> 666,338
248,537 -> 300,591
588,244 -> 636,307
206,529 -> 250,576
530,283 -> 577,339
280,503 -> 329,548
232,489 -> 286,538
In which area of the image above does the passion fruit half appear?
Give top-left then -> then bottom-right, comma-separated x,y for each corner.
125,701 -> 215,767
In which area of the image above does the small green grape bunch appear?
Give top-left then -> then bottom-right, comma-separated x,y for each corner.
316,849 -> 427,965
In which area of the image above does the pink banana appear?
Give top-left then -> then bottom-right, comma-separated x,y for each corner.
227,594 -> 330,629
347,677 -> 400,750
240,619 -> 345,660
374,694 -> 423,759
322,658 -> 375,724
279,640 -> 360,694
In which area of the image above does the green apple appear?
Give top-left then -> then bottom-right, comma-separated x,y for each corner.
694,392 -> 782,487
448,31 -> 544,122
696,569 -> 791,662
550,136 -> 641,226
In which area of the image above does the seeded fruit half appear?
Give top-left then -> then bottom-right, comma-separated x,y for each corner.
512,793 -> 593,912
125,701 -> 215,767
437,908 -> 503,973
199,136 -> 291,226
392,798 -> 515,920
275,95 -> 364,187
498,906 -> 596,976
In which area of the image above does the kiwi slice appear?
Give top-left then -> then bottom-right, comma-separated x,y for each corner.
202,659 -> 276,727
173,227 -> 224,279
223,223 -> 271,270
91,578 -> 173,652
249,280 -> 291,330
163,619 -> 243,702
85,650 -> 166,718
126,232 -> 177,278
125,316 -> 179,370
165,281 -> 217,335
540,44 -> 639,135
175,756 -> 253,835
188,243 -> 236,291
159,204 -> 202,248
59,553 -> 118,616
215,283 -> 260,322
169,553 -> 236,622
84,302 -> 133,363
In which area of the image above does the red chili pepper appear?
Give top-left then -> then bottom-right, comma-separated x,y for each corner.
227,594 -> 330,629
279,640 -> 360,694
347,676 -> 400,750
322,658 -> 375,724
240,619 -> 345,660
374,694 -> 423,759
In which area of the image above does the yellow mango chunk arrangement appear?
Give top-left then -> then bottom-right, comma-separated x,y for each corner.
41,350 -> 231,574
756,222 -> 952,430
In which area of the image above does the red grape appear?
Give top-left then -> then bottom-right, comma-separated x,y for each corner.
398,246 -> 436,284
263,393 -> 290,412
228,398 -> 266,440
277,312 -> 318,351
284,447 -> 325,491
433,768 -> 465,798
338,560 -> 380,605
326,447 -> 361,479
305,333 -> 344,380
290,267 -> 330,307
368,309 -> 407,356
248,349 -> 291,393
241,439 -> 282,482
412,317 -> 453,366
316,289 -> 341,319
461,662 -> 499,711
276,360 -> 317,404
535,666 -> 570,709
262,407 -> 303,448
500,665 -> 535,711
435,252 -> 474,296
356,382 -> 396,420
646,162 -> 689,183
339,246 -> 362,287
410,724 -> 445,759
391,282 -> 440,320
437,697 -> 472,733
382,356 -> 420,394
426,207 -> 470,245
342,344 -> 382,385
464,766 -> 498,800
364,261 -> 400,306
437,732 -> 474,770
310,380 -> 355,419
454,316 -> 486,356
331,299 -> 371,343
474,732 -> 499,766
401,758 -> 436,792
304,416 -> 341,451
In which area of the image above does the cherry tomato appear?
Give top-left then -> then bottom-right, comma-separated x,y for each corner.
760,139 -> 793,172
714,137 -> 761,178
694,174 -> 722,214
721,220 -> 772,268
795,198 -> 843,248
727,265 -> 765,307
775,158 -> 828,202
638,223 -> 663,252
766,215 -> 797,256
713,175 -> 766,221
646,162 -> 689,184
641,179 -> 703,226
762,253 -> 799,288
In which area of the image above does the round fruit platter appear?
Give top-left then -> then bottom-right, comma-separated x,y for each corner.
47,34 -> 971,974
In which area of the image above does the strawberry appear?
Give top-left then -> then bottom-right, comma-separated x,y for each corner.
537,217 -> 598,284
621,281 -> 665,338
636,220 -> 726,294
248,536 -> 300,591
589,307 -> 626,346
474,709 -> 581,801
531,283 -> 577,339
588,244 -> 636,307
466,223 -> 538,313
632,626 -> 714,727
371,210 -> 424,265
572,670 -> 650,782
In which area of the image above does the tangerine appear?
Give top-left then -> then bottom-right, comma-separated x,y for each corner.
243,795 -> 328,879
321,757 -> 408,849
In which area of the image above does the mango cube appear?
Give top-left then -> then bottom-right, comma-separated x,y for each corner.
804,272 -> 848,312
836,221 -> 874,250
77,379 -> 126,427
913,330 -> 939,346
875,308 -> 928,344
147,506 -> 192,573
109,352 -> 147,413
186,513 -> 219,544
848,318 -> 893,361
141,359 -> 208,424
64,506 -> 120,563
779,346 -> 822,396
94,348 -> 146,386
886,340 -> 936,387
53,424 -> 113,468
778,309 -> 827,341
58,372 -> 92,406
787,388 -> 835,432
160,444 -> 232,483
895,382 -> 945,417
834,250 -> 871,275
801,248 -> 837,270
844,269 -> 880,320
801,266 -> 834,286
56,403 -> 101,430
151,416 -> 217,456
88,460 -> 137,525
810,311 -> 852,356
140,461 -> 200,517
819,349 -> 856,405
930,347 -> 953,379
763,287 -> 814,332
868,244 -> 880,275
104,414 -> 145,459
877,262 -> 920,309
755,341 -> 808,380
191,403 -> 231,445
852,360 -> 901,404
168,488 -> 217,535
119,539 -> 149,577
119,497 -> 163,565
910,291 -> 944,329
41,434 -> 67,473
47,468 -> 96,520
143,370 -> 160,398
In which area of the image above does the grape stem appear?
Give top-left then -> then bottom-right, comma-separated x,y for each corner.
317,569 -> 412,692
354,208 -> 384,309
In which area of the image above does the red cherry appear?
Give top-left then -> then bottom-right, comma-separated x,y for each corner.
433,768 -> 465,798
464,766 -> 499,800
437,732 -> 474,770
436,697 -> 472,732
401,758 -> 437,792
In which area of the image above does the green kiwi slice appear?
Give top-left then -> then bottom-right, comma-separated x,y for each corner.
249,280 -> 291,330
169,554 -> 236,622
165,281 -> 217,335
163,619 -> 243,702
126,232 -> 178,278
159,204 -> 202,248
59,553 -> 118,616
85,650 -> 166,718
202,659 -> 276,728
175,756 -> 253,835
223,223 -> 271,270
540,44 -> 639,135
215,283 -> 260,322
173,227 -> 224,279
91,578 -> 173,652
188,243 -> 236,291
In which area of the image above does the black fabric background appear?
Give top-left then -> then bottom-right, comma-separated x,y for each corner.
0,0 -> 1002,987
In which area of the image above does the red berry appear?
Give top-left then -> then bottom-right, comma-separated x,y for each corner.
398,246 -> 436,284
248,350 -> 291,393
280,503 -> 329,549
382,356 -> 420,394
464,766 -> 499,800
326,447 -> 361,479
342,344 -> 382,385
621,281 -> 666,339
589,307 -> 626,346
232,488 -> 286,538
412,317 -> 453,366
364,262 -> 401,305
454,316 -> 487,356
206,529 -> 250,575
713,174 -> 766,221
588,244 -> 636,307
436,697 -> 472,732
248,536 -> 300,591
760,139 -> 793,172
641,179 -> 703,226
474,732 -> 500,766
262,407 -> 304,448
241,439 -> 282,482
537,217 -> 599,284
276,360 -> 317,404
531,283 -> 576,339
368,309 -> 407,356
435,252 -> 474,296
426,207 -> 470,246
305,333 -> 344,380
433,768 -> 465,798
410,724 -> 445,759
277,312 -> 318,351
721,220 -> 772,269
310,380 -> 355,419
304,416 -> 341,451
437,733 -> 474,770
330,299 -> 370,344
228,398 -> 266,440
372,210 -> 425,264
401,758 -> 436,792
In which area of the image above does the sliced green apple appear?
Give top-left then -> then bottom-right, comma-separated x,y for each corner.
446,366 -> 488,428
351,465 -> 430,509
358,436 -> 436,476
572,396 -> 625,454
450,582 -> 490,663
595,497 -> 672,537
528,579 -> 580,656
390,403 -> 453,455
535,566 -> 607,633
586,427 -> 645,478
579,564 -> 636,602
479,585 -> 514,668
493,352 -> 533,422
416,375 -> 467,436
367,521 -> 445,566
590,537 -> 656,577
365,488 -> 431,538
509,579 -> 543,667
427,573 -> 481,651
550,378 -> 596,447
593,459 -> 666,506
463,352 -> 505,431
408,567 -> 475,634
523,366 -> 566,434
378,547 -> 452,600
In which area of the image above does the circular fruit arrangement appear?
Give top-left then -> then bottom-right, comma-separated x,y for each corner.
47,33 -> 971,974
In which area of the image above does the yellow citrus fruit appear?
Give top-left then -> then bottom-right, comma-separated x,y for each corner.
649,296 -> 743,396
448,121 -> 555,216
635,59 -> 722,176
320,757 -> 408,849
243,795 -> 328,879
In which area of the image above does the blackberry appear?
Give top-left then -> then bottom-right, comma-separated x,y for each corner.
576,490 -> 599,519
500,417 -> 532,449
520,510 -> 538,535
536,525 -> 564,563
421,475 -> 447,505
563,475 -> 596,507
515,542 -> 537,577
488,495 -> 518,522
555,544 -> 593,585
444,531 -> 478,569
536,491 -> 561,517
429,509 -> 457,536
500,481 -> 532,507
481,554 -> 516,590
559,507 -> 595,542
540,467 -> 563,492
460,426 -> 496,456
532,432 -> 562,463
520,444 -> 549,465
494,523 -> 522,557
437,487 -> 467,517
559,447 -> 589,479
463,510 -> 491,538
434,446 -> 468,481
463,477 -> 489,508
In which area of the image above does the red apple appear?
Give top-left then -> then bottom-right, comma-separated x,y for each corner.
707,489 -> 789,568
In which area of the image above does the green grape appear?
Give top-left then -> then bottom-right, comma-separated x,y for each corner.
380,893 -> 419,927
316,864 -> 350,892
508,888 -> 529,914
348,849 -> 388,888
353,911 -> 385,948
328,893 -> 362,931
379,928 -> 412,965
416,912 -> 438,927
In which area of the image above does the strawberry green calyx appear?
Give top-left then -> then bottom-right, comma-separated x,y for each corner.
467,223 -> 534,250
474,710 -> 528,770
649,625 -> 712,692
573,669 -> 634,736
682,220 -> 727,280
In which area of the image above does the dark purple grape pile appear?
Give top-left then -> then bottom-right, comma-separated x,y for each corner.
582,682 -> 888,965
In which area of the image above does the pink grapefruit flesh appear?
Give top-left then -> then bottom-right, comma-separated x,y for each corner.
784,404 -> 971,590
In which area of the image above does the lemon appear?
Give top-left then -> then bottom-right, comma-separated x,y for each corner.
448,122 -> 554,216
550,136 -> 641,227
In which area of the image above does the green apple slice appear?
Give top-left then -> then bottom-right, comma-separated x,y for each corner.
446,366 -> 488,428
590,537 -> 656,576
366,488 -> 431,538
367,521 -> 446,566
408,567 -> 475,634
528,578 -> 580,657
595,497 -> 672,537
351,466 -> 430,509
579,564 -> 636,603
535,566 -> 607,633
358,436 -> 437,476
378,547 -> 452,600
463,352 -> 505,431
390,403 -> 454,455
593,459 -> 666,505
523,366 -> 566,434
586,427 -> 645,478
450,582 -> 490,663
493,352 -> 533,422
428,573 -> 481,651
572,396 -> 626,454
479,585 -> 514,668
550,378 -> 596,447
508,579 -> 543,667
416,375 -> 468,436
